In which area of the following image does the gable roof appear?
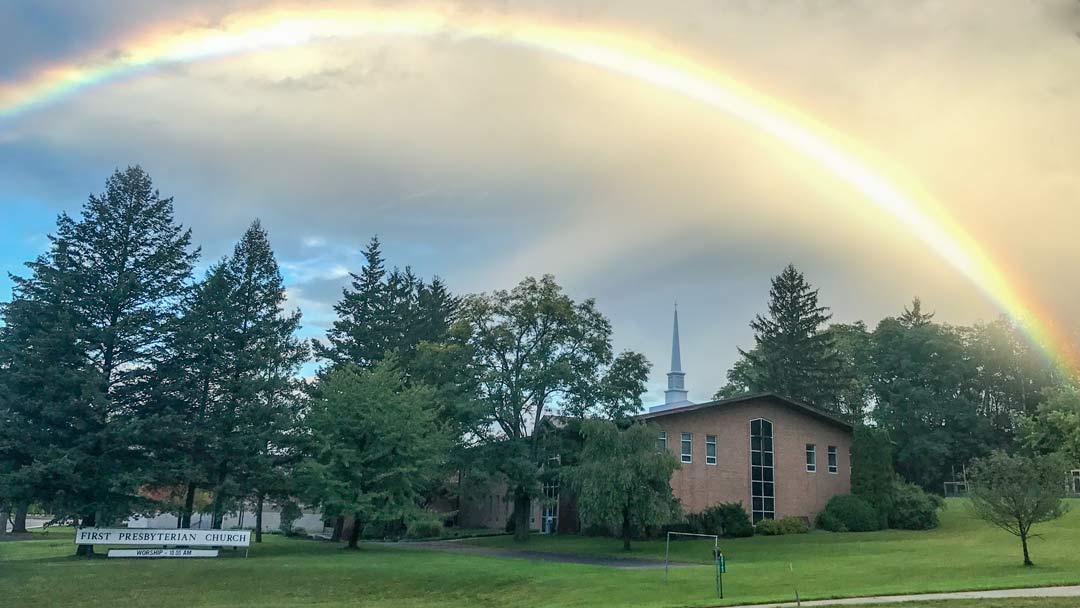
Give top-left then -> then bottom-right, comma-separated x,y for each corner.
637,392 -> 853,432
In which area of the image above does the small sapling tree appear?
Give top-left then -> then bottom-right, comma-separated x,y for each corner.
968,451 -> 1069,566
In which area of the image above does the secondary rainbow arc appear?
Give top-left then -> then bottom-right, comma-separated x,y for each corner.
1,5 -> 1075,375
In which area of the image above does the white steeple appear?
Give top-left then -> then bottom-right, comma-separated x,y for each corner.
664,303 -> 689,405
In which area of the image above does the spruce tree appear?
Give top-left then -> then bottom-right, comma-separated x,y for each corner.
160,221 -> 307,530
318,237 -> 458,371
0,242 -> 99,541
319,237 -> 390,369
24,167 -> 197,555
731,264 -> 843,410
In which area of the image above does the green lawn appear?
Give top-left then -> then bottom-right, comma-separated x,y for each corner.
2,499 -> 1079,608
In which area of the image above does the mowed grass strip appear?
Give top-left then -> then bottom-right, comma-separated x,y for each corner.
466,499 -> 1080,601
1,499 -> 1079,608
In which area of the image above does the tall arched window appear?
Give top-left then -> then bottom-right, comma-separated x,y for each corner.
750,418 -> 775,522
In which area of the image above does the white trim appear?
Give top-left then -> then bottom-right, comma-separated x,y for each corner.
706,435 -> 717,465
806,443 -> 817,473
680,432 -> 692,464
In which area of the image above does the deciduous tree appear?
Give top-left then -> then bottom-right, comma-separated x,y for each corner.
296,360 -> 449,549
564,420 -> 679,550
968,451 -> 1069,566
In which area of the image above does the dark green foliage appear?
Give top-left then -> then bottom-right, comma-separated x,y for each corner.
870,299 -> 994,491
816,495 -> 880,532
279,501 -> 302,535
668,502 -> 753,538
0,167 -> 198,556
888,481 -> 941,530
826,322 -> 874,424
296,361 -> 450,549
726,264 -> 844,412
851,425 -> 894,528
317,237 -> 457,371
157,221 -> 307,530
968,451 -> 1069,566
564,420 -> 679,550
455,275 -> 636,541
755,516 -> 809,535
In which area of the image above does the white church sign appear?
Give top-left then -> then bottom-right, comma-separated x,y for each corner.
74,528 -> 251,555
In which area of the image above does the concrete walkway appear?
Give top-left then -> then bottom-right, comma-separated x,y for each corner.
722,585 -> 1080,607
391,539 -> 693,570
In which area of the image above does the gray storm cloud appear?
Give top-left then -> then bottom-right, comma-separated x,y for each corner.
1,0 -> 1077,401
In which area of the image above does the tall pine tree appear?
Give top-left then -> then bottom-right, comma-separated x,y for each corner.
729,264 -> 843,410
4,167 -> 198,555
158,221 -> 307,530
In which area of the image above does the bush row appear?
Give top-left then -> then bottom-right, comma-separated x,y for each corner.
817,481 -> 942,532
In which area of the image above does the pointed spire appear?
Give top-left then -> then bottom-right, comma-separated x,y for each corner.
670,302 -> 682,373
665,302 -> 689,405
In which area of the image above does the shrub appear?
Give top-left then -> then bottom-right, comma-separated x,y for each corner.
714,502 -> 754,538
888,481 -> 941,530
666,502 -> 753,539
816,495 -> 879,532
815,510 -> 847,532
405,515 -> 445,540
755,516 -> 809,536
279,501 -> 302,535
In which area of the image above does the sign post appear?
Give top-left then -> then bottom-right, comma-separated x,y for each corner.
714,548 -> 725,599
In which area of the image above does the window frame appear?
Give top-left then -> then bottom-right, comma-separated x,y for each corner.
706,435 -> 717,465
827,446 -> 838,474
805,443 -> 817,472
657,431 -> 667,453
749,418 -> 775,523
680,432 -> 693,464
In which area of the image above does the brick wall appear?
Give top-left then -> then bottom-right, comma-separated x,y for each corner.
648,397 -> 851,522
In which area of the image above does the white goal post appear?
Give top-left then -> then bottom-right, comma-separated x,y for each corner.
664,531 -> 719,584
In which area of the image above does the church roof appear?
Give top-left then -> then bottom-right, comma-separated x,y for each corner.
638,391 -> 853,432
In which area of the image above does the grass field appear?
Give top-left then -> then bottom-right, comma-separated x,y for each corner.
2,499 -> 1079,608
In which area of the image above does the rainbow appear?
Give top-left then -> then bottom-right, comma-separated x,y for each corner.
1,4 -> 1076,374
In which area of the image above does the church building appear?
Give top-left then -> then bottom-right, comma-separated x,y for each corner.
642,306 -> 852,522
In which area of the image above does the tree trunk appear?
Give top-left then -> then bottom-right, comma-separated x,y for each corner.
0,505 -> 9,534
12,504 -> 28,533
512,490 -> 531,542
211,467 -> 228,529
622,509 -> 632,551
1021,531 -> 1033,566
347,513 -> 362,549
180,482 -> 197,528
331,516 -> 344,542
255,494 -> 264,543
75,513 -> 96,558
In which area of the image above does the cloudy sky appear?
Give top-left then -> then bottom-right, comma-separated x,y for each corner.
1,1 -> 1078,402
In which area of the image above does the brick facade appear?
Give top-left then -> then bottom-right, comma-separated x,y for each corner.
642,394 -> 852,522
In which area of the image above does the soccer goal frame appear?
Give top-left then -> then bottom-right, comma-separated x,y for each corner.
664,531 -> 724,598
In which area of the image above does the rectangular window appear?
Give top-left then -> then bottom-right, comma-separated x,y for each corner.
706,435 -> 717,465
806,444 -> 817,472
680,433 -> 692,464
750,419 -> 775,523
828,446 -> 838,474
658,431 -> 667,453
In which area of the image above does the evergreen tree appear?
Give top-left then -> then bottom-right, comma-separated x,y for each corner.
159,221 -> 307,530
0,242 -> 98,538
296,360 -> 449,549
71,167 -> 195,553
318,237 -> 458,371
729,264 -> 843,410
